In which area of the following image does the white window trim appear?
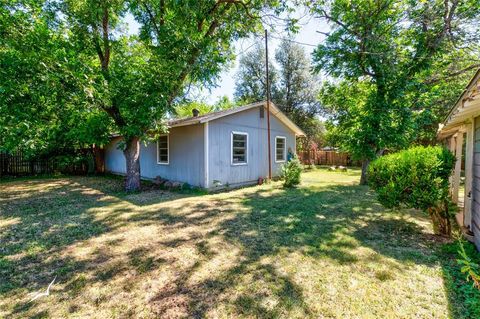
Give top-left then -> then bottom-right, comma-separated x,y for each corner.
275,136 -> 287,163
231,131 -> 248,166
156,134 -> 169,165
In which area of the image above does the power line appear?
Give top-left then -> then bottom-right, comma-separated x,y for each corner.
268,35 -> 318,48
234,31 -> 321,62
236,41 -> 258,56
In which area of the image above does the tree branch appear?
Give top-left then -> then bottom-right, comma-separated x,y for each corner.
424,63 -> 480,84
101,6 -> 110,73
169,2 -> 238,104
141,1 -> 161,39
317,9 -> 361,38
407,0 -> 460,78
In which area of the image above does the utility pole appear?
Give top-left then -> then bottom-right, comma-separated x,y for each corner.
265,29 -> 272,179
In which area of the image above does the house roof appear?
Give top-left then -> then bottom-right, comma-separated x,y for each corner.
438,68 -> 480,138
168,101 -> 306,136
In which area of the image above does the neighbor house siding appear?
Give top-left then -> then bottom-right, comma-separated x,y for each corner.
207,106 -> 295,188
104,124 -> 205,187
472,116 -> 480,249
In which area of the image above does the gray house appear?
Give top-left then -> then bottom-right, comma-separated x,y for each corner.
438,68 -> 480,250
104,101 -> 305,189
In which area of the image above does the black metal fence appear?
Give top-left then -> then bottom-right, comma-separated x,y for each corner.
0,151 -> 90,177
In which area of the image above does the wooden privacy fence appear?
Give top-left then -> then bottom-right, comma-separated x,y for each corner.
0,151 -> 90,177
298,150 -> 361,167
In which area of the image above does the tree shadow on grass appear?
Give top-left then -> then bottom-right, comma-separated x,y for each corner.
144,184 -> 391,317
352,206 -> 480,319
0,178 -> 121,293
353,215 -> 441,265
1,175 -> 469,318
0,176 -> 230,317
0,177 -> 431,317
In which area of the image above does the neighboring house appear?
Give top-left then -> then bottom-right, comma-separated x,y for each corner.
438,69 -> 480,250
104,101 -> 305,189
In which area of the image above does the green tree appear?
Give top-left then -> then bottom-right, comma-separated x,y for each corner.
296,117 -> 326,151
312,0 -> 480,184
1,0 -> 287,191
70,0 -> 290,191
213,95 -> 236,111
274,39 -> 320,136
175,101 -> 216,118
174,96 -> 236,118
0,0 -> 111,158
234,38 -> 321,141
234,42 -> 278,104
409,47 -> 480,145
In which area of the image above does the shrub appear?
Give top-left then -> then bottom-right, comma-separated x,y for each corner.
281,155 -> 302,187
457,236 -> 480,290
368,146 -> 455,236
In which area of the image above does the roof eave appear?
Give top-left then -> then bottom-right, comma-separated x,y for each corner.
268,102 -> 306,136
167,100 -> 306,136
442,68 -> 480,125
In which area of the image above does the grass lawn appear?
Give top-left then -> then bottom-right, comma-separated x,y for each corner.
1,168 -> 479,318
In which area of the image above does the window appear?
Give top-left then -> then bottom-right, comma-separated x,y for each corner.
275,136 -> 286,162
231,132 -> 248,165
157,135 -> 169,164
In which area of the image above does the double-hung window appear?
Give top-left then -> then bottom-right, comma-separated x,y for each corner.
275,136 -> 286,162
231,132 -> 248,165
157,135 -> 169,164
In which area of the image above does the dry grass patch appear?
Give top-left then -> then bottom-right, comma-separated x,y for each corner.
0,170 -> 478,318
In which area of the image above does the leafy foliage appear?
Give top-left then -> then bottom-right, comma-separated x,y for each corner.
368,146 -> 454,210
441,240 -> 480,319
319,80 -> 379,159
0,1 -> 111,157
296,117 -> 326,151
457,236 -> 480,290
174,96 -> 236,118
312,0 -> 480,183
274,39 -> 321,131
1,0 -> 288,190
234,38 -> 321,140
368,146 -> 455,235
234,43 -> 277,104
281,155 -> 302,187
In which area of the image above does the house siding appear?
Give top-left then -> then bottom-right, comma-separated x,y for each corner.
207,106 -> 295,188
472,116 -> 480,249
104,124 -> 205,187
104,137 -> 125,174
104,105 -> 299,190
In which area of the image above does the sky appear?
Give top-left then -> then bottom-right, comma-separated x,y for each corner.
125,10 -> 329,104
205,14 -> 329,103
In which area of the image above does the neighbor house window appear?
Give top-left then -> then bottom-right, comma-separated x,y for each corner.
275,136 -> 286,162
157,135 -> 169,164
231,131 -> 248,165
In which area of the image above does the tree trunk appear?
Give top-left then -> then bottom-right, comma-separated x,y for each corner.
93,145 -> 105,174
427,203 -> 451,237
123,137 -> 141,192
360,159 -> 370,185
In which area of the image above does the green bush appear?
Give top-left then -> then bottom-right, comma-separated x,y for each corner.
368,146 -> 455,235
281,156 -> 302,187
